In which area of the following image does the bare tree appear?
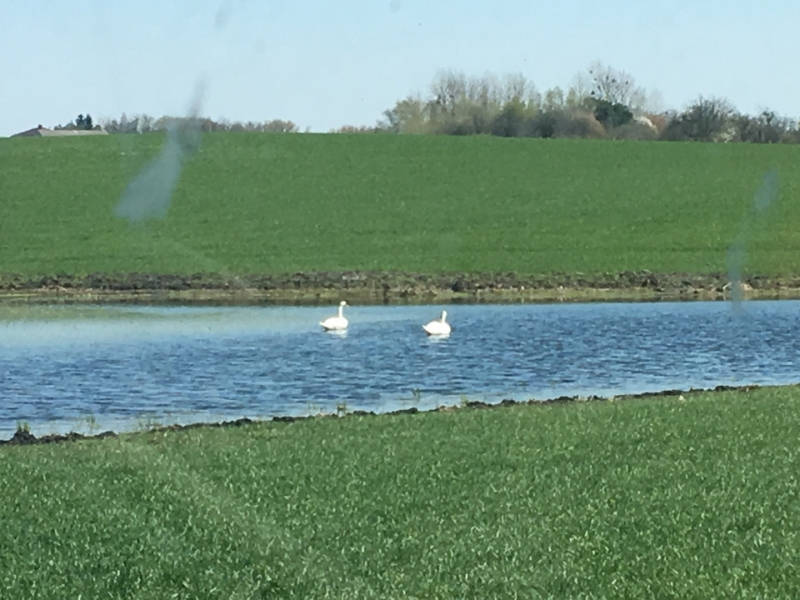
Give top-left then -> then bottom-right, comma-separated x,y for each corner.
500,72 -> 530,104
733,109 -> 792,143
542,87 -> 565,111
429,69 -> 468,117
466,74 -> 500,108
660,96 -> 737,142
566,72 -> 593,109
585,61 -> 647,112
642,89 -> 666,115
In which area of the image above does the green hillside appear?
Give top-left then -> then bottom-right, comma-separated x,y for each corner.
1,133 -> 798,276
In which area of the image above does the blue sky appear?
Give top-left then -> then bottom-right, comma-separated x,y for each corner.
2,0 -> 799,137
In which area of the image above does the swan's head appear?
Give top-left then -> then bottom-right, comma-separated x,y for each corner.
340,300 -> 347,307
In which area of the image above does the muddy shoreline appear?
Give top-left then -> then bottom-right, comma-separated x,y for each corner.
1,270 -> 800,306
0,383 -> 782,447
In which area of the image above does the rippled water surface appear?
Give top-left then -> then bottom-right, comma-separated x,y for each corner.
1,300 -> 799,436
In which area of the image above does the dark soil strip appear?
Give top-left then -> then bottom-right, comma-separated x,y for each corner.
2,270 -> 800,305
1,383 -> 784,447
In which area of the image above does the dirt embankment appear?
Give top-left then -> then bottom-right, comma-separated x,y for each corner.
1,270 -> 800,305
0,384 -> 774,447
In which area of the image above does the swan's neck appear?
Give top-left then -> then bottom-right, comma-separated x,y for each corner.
338,305 -> 344,318
441,313 -> 447,323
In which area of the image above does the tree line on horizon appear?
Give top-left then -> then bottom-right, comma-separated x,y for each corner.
364,61 -> 800,143
52,61 -> 799,143
54,114 -> 300,134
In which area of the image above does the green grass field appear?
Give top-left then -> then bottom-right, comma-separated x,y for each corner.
2,387 -> 799,598
2,133 -> 800,277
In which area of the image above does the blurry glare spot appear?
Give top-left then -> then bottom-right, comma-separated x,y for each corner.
254,39 -> 266,53
215,1 -> 232,29
389,0 -> 402,12
726,169 -> 779,308
114,81 -> 206,224
754,169 -> 779,213
114,132 -> 186,222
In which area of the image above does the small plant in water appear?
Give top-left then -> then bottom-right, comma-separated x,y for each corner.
16,421 -> 30,434
85,414 -> 100,434
335,401 -> 348,417
399,387 -> 423,405
136,415 -> 163,432
306,401 -> 323,417
460,395 -> 470,408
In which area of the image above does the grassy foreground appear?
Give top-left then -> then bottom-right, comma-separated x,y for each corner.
1,133 -> 800,277
1,387 -> 799,597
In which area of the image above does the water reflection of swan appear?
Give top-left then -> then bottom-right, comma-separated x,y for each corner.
320,301 -> 348,331
426,333 -> 449,344
423,310 -> 451,336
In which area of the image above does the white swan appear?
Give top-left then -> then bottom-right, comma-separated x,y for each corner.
320,301 -> 348,331
423,310 -> 451,336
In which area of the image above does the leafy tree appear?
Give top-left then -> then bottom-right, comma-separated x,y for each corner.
74,114 -> 93,130
592,99 -> 633,129
379,96 -> 431,134
528,111 -> 558,138
491,99 -> 528,137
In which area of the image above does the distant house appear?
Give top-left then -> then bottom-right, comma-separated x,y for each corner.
11,124 -> 108,137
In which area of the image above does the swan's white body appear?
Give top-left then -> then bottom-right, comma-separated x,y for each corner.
423,310 -> 451,336
320,301 -> 349,331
